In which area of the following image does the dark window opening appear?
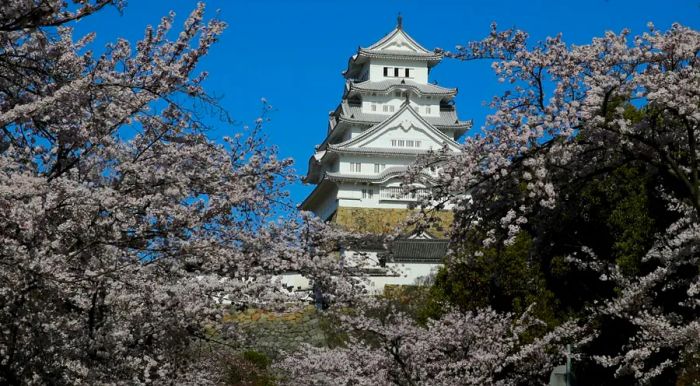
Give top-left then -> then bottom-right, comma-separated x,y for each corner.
394,68 -> 400,77
348,96 -> 362,107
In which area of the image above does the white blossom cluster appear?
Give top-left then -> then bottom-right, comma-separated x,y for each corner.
278,301 -> 581,385
0,1 -> 357,384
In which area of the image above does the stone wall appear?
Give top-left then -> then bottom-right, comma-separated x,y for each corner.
224,306 -> 328,356
334,206 -> 453,236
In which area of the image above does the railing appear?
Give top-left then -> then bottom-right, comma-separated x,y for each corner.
379,187 -> 431,201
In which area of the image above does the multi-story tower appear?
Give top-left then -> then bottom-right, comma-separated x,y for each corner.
300,18 -> 471,292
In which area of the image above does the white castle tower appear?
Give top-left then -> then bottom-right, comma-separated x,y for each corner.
300,17 -> 471,293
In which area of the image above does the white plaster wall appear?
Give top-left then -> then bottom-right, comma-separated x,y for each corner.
339,154 -> 412,175
361,95 -> 438,117
279,273 -> 312,292
369,58 -> 428,83
409,98 -> 439,117
365,262 -> 440,295
335,178 -> 450,210
362,94 -> 403,115
336,183 -> 412,210
340,250 -> 441,295
277,262 -> 441,296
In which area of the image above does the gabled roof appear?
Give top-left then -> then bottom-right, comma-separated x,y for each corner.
306,103 -> 466,184
321,101 -> 470,151
343,23 -> 442,79
328,103 -> 462,152
365,24 -> 433,55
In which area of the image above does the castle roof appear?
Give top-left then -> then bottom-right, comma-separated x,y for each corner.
332,99 -> 471,132
328,103 -> 461,151
389,238 -> 449,262
323,101 -> 469,148
325,165 -> 436,184
304,104 -> 462,184
346,79 -> 457,98
344,24 -> 442,79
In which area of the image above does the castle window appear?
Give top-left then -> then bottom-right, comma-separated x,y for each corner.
383,105 -> 389,112
373,163 -> 386,173
390,139 -> 421,148
394,67 -> 400,77
362,189 -> 374,199
350,162 -> 362,172
383,67 -> 389,76
394,91 -> 401,97
405,68 -> 411,77
371,104 -> 377,112
425,106 -> 432,114
389,105 -> 395,112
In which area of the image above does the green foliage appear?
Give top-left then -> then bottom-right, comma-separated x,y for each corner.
317,312 -> 349,348
430,232 -> 559,326
428,152 -> 679,384
223,350 -> 276,386
676,351 -> 700,386
575,164 -> 657,275
428,158 -> 670,316
538,161 -> 676,320
242,350 -> 272,370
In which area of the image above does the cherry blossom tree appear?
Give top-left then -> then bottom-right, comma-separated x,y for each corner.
0,1 -> 356,384
277,300 -> 581,386
402,22 -> 700,384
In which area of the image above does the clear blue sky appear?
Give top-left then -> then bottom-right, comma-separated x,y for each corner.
75,0 -> 700,206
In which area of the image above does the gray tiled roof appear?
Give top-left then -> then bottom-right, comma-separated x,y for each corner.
348,79 -> 456,96
389,239 -> 449,262
325,145 -> 430,156
359,48 -> 441,60
338,100 -> 470,129
325,167 -> 437,184
347,236 -> 449,263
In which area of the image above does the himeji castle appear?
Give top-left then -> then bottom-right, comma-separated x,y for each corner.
299,17 -> 471,293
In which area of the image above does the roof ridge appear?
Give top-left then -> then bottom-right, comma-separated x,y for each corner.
365,25 -> 432,55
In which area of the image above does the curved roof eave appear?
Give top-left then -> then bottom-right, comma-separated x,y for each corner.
346,80 -> 456,98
